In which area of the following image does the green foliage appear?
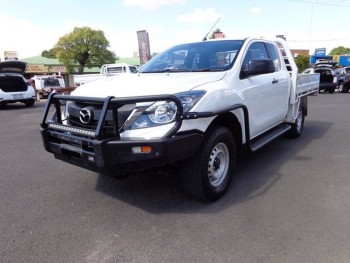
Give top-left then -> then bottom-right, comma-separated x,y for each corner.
295,55 -> 310,73
329,46 -> 350,55
54,27 -> 116,73
41,48 -> 57,59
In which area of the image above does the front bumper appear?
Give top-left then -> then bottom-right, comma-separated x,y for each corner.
41,127 -> 203,175
40,93 -> 204,175
0,90 -> 36,103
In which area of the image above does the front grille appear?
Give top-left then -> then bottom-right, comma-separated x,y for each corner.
0,76 -> 28,92
67,102 -> 136,132
68,115 -> 115,134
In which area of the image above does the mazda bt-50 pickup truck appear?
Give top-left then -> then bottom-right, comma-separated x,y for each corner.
40,38 -> 319,201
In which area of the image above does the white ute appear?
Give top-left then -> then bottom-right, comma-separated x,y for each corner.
41,38 -> 319,201
33,74 -> 66,98
73,63 -> 138,87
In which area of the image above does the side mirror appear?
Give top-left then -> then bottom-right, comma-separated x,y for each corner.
242,59 -> 275,77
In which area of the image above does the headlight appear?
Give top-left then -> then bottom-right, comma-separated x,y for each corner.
131,101 -> 177,129
176,90 -> 206,112
130,90 -> 206,130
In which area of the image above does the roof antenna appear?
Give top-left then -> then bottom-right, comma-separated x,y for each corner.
202,18 -> 221,41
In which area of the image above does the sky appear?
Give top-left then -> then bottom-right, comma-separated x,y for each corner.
1,0 -> 350,60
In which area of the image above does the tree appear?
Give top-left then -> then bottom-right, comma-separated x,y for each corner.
41,48 -> 57,59
54,27 -> 116,73
295,55 -> 310,73
329,46 -> 350,55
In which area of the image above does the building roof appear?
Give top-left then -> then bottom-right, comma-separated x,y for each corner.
21,56 -> 61,65
20,56 -> 141,73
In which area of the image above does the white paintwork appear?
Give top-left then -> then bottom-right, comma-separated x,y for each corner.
71,71 -> 226,98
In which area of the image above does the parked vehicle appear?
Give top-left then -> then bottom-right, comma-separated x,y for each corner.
0,61 -> 36,107
33,74 -> 65,98
335,66 -> 350,93
73,63 -> 138,87
303,60 -> 337,93
40,38 -> 319,201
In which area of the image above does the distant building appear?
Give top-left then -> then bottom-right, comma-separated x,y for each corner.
291,49 -> 309,58
214,31 -> 225,39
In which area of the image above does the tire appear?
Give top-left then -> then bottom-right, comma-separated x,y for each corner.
329,87 -> 335,93
286,101 -> 305,138
180,126 -> 236,202
24,100 -> 35,107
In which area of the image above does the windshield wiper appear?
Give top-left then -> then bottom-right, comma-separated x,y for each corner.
140,68 -> 225,73
191,68 -> 224,72
141,68 -> 191,73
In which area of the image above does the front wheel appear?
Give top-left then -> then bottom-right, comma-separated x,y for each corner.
286,101 -> 305,138
180,126 -> 236,202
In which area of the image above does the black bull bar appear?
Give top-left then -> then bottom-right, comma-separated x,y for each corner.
40,93 -> 185,140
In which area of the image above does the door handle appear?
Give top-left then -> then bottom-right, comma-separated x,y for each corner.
272,79 -> 279,84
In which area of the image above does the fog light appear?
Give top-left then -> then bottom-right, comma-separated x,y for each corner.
132,146 -> 152,153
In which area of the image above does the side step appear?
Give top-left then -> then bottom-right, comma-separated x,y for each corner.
249,123 -> 291,152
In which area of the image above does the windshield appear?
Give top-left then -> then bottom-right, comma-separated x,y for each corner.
138,40 -> 244,73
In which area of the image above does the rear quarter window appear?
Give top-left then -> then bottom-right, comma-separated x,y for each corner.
266,43 -> 281,71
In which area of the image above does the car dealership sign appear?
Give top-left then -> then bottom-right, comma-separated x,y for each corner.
315,48 -> 326,57
26,64 -> 66,73
4,51 -> 18,61
137,30 -> 151,65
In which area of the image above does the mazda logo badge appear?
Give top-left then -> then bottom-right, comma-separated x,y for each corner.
79,108 -> 94,124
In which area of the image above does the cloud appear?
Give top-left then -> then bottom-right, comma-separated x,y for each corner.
250,6 -> 261,14
0,14 -> 63,59
123,0 -> 186,10
176,8 -> 222,24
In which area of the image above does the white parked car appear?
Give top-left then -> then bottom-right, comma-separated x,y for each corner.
0,61 -> 36,107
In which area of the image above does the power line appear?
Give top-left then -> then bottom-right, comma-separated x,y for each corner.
288,38 -> 350,42
287,0 -> 350,7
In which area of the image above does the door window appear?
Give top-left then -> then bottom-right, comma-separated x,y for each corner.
242,42 -> 269,72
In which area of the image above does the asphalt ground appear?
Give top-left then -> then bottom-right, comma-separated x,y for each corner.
0,92 -> 350,263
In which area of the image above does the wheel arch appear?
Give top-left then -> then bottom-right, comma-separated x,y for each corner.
207,112 -> 243,152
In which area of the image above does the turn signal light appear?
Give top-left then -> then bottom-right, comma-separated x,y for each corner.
132,146 -> 152,153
